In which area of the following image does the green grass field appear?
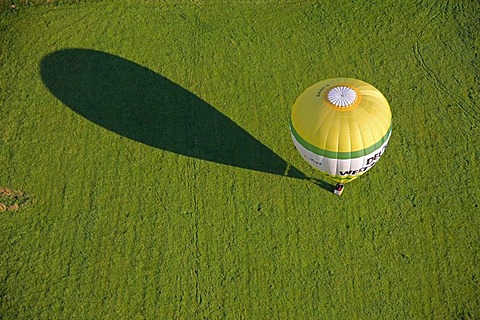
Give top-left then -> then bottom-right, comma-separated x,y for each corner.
1,0 -> 479,318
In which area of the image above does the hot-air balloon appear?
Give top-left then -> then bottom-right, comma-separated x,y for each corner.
290,78 -> 392,195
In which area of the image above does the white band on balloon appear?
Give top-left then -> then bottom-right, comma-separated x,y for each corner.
290,130 -> 391,183
327,86 -> 357,107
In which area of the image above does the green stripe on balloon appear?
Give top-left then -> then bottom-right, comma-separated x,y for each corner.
290,119 -> 391,160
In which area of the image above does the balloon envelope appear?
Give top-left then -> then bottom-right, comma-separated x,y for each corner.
290,78 -> 392,184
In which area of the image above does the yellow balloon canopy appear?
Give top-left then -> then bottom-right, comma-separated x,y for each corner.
290,78 -> 392,184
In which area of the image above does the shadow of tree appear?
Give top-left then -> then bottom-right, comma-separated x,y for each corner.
40,49 -> 333,192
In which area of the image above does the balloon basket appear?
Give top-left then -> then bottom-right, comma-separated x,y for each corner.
334,184 -> 344,196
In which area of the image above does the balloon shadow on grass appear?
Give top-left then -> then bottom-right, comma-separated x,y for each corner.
40,49 -> 333,192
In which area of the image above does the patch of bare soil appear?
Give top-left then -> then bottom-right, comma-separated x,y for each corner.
0,188 -> 32,211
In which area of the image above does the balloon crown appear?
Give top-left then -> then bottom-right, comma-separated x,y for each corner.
327,86 -> 357,107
